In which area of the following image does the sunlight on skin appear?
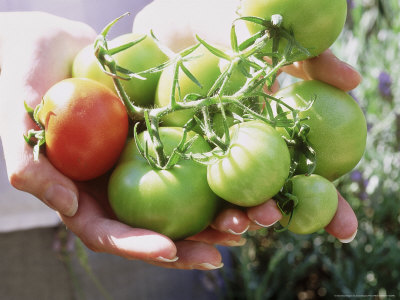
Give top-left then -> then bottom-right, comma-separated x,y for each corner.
107,234 -> 174,257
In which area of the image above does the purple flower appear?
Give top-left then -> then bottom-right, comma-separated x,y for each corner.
378,71 -> 393,99
347,0 -> 354,9
350,170 -> 363,182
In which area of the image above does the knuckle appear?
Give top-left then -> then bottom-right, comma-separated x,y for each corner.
8,164 -> 31,192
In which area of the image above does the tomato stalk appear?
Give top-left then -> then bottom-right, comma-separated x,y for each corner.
94,13 -> 315,169
94,14 -> 144,121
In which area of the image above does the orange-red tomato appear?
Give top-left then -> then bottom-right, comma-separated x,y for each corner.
37,78 -> 129,181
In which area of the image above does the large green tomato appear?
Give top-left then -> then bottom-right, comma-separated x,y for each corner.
154,46 -> 247,127
72,33 -> 168,107
240,0 -> 347,61
108,127 -> 220,240
207,120 -> 291,207
274,80 -> 367,181
279,174 -> 338,234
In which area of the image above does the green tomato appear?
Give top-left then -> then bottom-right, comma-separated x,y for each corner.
72,33 -> 168,107
274,80 -> 367,181
279,174 -> 338,234
108,127 -> 220,240
207,120 -> 291,207
154,46 -> 247,127
240,0 -> 347,61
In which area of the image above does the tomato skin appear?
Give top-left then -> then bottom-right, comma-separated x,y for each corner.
279,174 -> 338,234
240,0 -> 347,61
108,127 -> 220,240
72,33 -> 168,107
154,46 -> 247,127
274,80 -> 367,181
207,120 -> 291,207
38,78 -> 129,181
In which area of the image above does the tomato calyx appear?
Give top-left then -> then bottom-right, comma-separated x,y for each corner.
271,95 -> 317,176
133,113 -> 202,170
237,14 -> 311,62
274,179 -> 298,232
24,101 -> 46,161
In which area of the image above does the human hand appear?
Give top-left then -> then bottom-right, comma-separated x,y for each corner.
0,11 -> 245,270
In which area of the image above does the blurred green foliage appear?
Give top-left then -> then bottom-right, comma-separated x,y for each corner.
219,0 -> 400,299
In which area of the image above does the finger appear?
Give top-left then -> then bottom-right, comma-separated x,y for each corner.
211,207 -> 251,235
303,49 -> 362,91
60,191 -> 178,262
188,227 -> 246,247
279,61 -> 309,80
247,199 -> 282,228
264,56 -> 307,80
148,240 -> 223,270
324,192 -> 358,242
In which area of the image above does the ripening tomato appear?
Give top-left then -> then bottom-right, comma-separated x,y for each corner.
274,80 -> 367,181
72,33 -> 168,107
279,174 -> 338,234
108,127 -> 220,240
240,0 -> 347,61
207,120 -> 291,207
37,78 -> 129,181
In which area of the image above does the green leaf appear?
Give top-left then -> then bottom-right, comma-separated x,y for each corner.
238,16 -> 269,27
149,30 -> 176,58
196,35 -> 232,61
108,35 -> 146,55
99,12 -> 130,39
239,31 -> 265,51
230,25 -> 239,53
179,62 -> 203,89
115,65 -> 146,80
179,43 -> 201,57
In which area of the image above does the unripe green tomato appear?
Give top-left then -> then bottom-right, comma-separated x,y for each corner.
279,174 -> 338,234
72,33 -> 168,107
108,127 -> 220,241
274,80 -> 367,181
207,120 -> 291,207
240,0 -> 347,61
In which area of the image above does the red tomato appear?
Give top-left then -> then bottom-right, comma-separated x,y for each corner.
37,78 -> 129,181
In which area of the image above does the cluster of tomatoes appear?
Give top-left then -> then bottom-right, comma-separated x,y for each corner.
26,0 -> 367,240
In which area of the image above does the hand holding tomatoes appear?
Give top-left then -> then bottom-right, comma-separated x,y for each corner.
1,0 -> 366,272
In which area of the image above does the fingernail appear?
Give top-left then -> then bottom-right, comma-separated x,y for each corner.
338,230 -> 357,243
227,225 -> 250,235
225,237 -> 247,247
155,256 -> 179,263
252,219 -> 278,228
195,262 -> 224,270
44,184 -> 78,217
